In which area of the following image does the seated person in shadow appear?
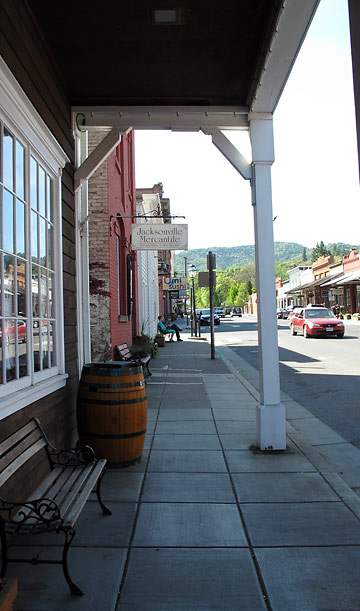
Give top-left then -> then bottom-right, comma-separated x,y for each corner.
165,316 -> 183,341
157,316 -> 183,341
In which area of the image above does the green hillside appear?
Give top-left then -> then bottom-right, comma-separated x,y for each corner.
175,242 -> 360,273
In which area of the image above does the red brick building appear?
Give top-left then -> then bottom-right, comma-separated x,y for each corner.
88,131 -> 139,360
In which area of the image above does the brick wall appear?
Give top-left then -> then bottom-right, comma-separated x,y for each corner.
88,132 -> 111,361
88,131 -> 139,359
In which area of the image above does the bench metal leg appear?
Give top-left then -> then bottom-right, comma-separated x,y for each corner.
96,471 -> 112,516
145,361 -> 152,376
62,528 -> 83,596
0,524 -> 8,578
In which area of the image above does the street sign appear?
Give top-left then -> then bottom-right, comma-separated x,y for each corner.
198,271 -> 216,287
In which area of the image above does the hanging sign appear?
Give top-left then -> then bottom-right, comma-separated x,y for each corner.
131,224 -> 188,250
163,277 -> 188,291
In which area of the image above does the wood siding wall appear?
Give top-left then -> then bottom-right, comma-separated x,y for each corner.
0,0 -> 78,493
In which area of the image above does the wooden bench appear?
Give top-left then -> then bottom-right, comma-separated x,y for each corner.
114,343 -> 152,376
0,418 -> 111,596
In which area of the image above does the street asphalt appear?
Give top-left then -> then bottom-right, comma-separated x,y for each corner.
7,316 -> 360,610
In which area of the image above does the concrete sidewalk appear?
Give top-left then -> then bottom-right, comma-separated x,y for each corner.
8,322 -> 360,610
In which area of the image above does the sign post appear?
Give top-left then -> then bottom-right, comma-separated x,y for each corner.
208,251 -> 216,359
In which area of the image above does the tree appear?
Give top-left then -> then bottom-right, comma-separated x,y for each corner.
246,279 -> 253,295
302,247 -> 307,261
311,241 -> 330,262
228,283 -> 239,305
234,283 -> 250,307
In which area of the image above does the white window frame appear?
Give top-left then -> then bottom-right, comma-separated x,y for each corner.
0,57 -> 69,419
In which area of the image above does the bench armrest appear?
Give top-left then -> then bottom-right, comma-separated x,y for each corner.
0,497 -> 62,533
47,444 -> 96,467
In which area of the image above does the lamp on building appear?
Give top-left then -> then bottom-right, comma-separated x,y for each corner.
188,263 -> 198,337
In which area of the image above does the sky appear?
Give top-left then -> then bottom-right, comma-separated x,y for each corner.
134,0 -> 360,251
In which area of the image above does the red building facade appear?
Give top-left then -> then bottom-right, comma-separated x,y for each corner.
88,131 -> 139,360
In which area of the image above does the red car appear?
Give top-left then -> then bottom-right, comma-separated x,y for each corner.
0,320 -> 27,345
290,306 -> 345,338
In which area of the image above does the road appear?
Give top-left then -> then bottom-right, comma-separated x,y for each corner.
211,315 -> 360,448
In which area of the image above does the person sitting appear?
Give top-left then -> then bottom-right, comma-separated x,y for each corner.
165,317 -> 183,341
158,316 -> 176,342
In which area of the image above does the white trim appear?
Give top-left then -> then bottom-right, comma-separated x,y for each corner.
72,106 -> 249,131
75,130 -> 91,372
0,374 -> 68,420
0,58 -> 67,415
0,57 -> 69,171
249,0 -> 320,113
74,128 -> 124,191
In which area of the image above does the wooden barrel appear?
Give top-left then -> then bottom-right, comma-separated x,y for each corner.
77,362 -> 147,465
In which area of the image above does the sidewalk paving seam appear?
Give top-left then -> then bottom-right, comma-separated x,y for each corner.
215,342 -> 360,522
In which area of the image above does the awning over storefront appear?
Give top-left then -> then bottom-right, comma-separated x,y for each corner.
332,270 -> 360,285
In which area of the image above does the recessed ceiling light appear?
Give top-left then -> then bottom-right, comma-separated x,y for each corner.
153,8 -> 181,25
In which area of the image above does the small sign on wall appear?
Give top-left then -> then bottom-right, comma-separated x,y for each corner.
132,224 -> 188,250
163,277 -> 188,291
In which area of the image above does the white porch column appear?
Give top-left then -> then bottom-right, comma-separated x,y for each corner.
250,114 -> 286,450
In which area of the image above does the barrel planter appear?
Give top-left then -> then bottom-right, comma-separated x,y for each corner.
77,362 -> 147,465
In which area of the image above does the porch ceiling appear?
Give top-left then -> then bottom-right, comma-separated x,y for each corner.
27,0 -> 319,112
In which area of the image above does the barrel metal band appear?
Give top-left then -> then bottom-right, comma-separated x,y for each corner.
83,366 -> 141,376
79,429 -> 146,439
81,381 -> 145,390
78,395 -> 147,405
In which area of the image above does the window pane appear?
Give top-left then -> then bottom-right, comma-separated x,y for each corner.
4,255 -> 15,316
30,157 -> 37,210
40,270 -> 47,317
47,223 -> 53,270
47,175 -> 53,222
49,321 -> 55,367
16,198 -> 25,256
5,319 -> 16,382
3,189 -> 14,253
0,252 -> 2,317
3,128 -> 14,191
17,259 -> 26,316
41,321 -> 48,369
19,321 -> 28,378
32,265 -> 39,319
16,141 -> 24,199
39,166 -> 45,216
31,210 -> 38,261
39,217 -> 46,264
33,320 -> 40,372
49,272 -> 54,317
0,327 -> 2,384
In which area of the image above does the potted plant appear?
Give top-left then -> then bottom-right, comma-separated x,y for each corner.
155,333 -> 165,347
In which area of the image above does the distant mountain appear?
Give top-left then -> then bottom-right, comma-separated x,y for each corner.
175,242 -> 303,272
175,242 -> 360,273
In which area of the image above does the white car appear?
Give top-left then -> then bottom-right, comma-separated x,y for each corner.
214,307 -> 225,318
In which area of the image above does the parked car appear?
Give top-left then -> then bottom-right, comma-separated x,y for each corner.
288,306 -> 302,319
224,307 -> 232,316
277,308 -> 288,319
0,320 -> 26,345
214,307 -> 225,318
289,305 -> 345,338
230,307 -> 242,317
197,309 -> 220,326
